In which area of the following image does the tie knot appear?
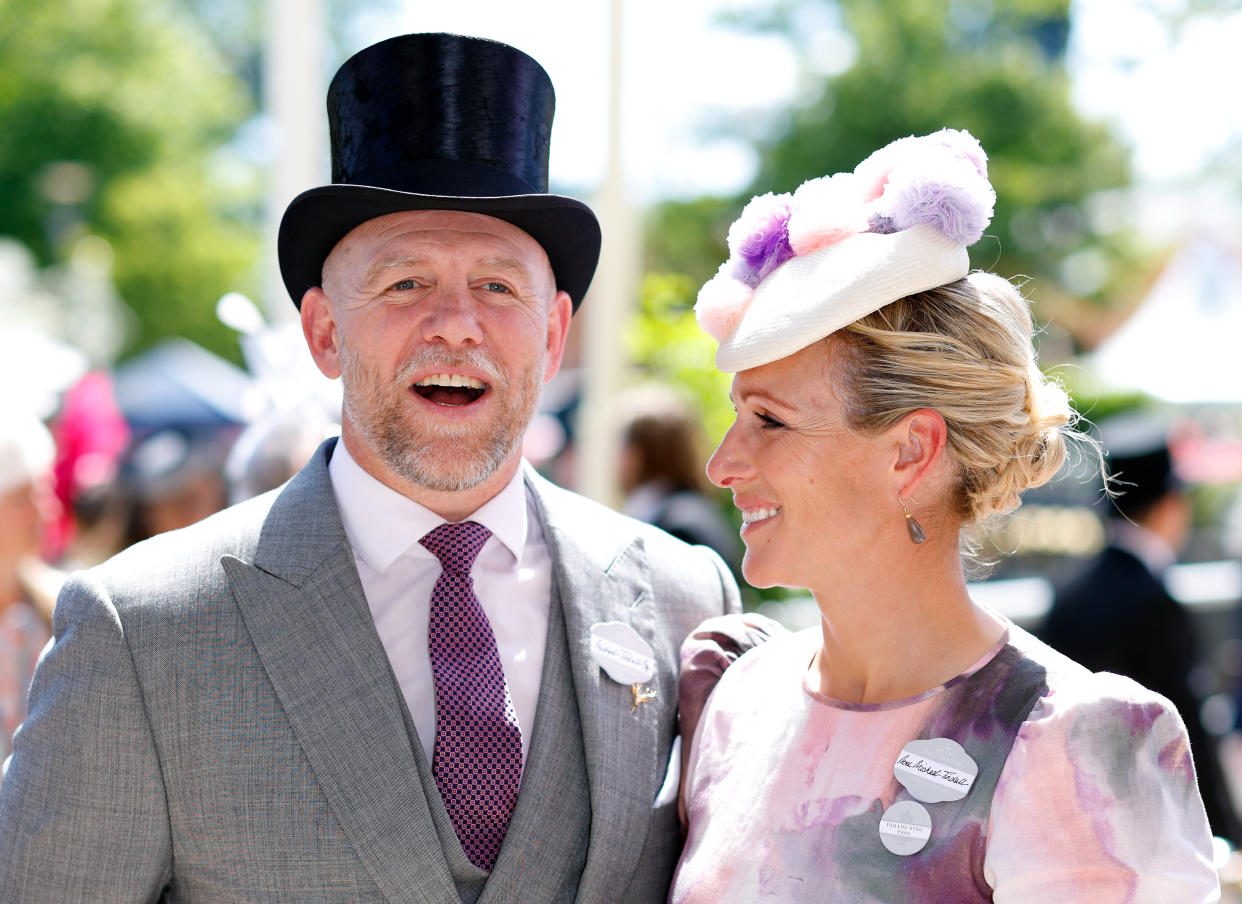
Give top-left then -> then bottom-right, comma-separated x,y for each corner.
420,521 -> 491,573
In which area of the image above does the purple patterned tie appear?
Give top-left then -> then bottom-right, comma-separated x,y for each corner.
421,521 -> 522,871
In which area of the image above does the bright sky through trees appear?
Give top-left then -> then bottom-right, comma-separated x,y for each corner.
360,0 -> 1242,202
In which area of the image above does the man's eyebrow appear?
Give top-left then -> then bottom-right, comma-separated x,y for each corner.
363,256 -> 534,278
356,254 -> 549,298
362,256 -> 428,285
479,257 -> 537,279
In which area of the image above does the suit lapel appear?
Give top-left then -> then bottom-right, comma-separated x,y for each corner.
525,472 -> 664,902
222,441 -> 458,904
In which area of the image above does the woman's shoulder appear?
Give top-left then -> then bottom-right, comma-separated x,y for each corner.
680,613 -> 811,695
985,627 -> 1218,901
679,612 -> 805,677
677,614 -> 809,737
1004,623 -> 1189,739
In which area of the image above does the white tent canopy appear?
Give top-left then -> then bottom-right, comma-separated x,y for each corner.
1088,236 -> 1242,404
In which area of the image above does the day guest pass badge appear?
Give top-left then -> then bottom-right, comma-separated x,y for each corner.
590,621 -> 656,685
878,800 -> 932,856
893,737 -> 978,803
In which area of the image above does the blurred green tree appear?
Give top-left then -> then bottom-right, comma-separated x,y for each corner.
625,272 -> 734,444
0,0 -> 259,361
642,0 -> 1150,371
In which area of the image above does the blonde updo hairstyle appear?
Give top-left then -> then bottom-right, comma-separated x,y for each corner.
832,271 -> 1077,524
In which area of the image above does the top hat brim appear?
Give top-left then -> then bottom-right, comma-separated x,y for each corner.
278,185 -> 601,311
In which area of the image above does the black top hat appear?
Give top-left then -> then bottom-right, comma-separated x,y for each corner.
1099,413 -> 1183,520
278,33 -> 601,311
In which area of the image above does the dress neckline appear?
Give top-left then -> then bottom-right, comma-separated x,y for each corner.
799,625 -> 1012,712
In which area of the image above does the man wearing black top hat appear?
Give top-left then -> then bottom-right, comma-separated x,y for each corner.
0,34 -> 739,903
1041,414 -> 1241,843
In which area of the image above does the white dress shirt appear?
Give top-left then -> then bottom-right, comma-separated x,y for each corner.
328,440 -> 552,765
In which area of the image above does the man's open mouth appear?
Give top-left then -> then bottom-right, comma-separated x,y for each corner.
413,373 -> 487,406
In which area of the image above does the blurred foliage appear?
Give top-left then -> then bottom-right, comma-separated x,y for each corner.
1054,368 -> 1151,429
625,271 -> 775,604
642,0 -> 1154,354
625,272 -> 734,446
178,0 -> 399,90
100,161 -> 258,358
0,0 -> 260,362
1179,0 -> 1242,22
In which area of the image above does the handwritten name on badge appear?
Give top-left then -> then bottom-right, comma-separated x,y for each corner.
879,800 -> 932,856
893,738 -> 978,804
895,754 -> 971,787
589,621 -> 656,685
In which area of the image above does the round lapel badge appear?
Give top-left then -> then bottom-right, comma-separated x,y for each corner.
893,737 -> 978,803
879,800 -> 932,856
589,621 -> 656,685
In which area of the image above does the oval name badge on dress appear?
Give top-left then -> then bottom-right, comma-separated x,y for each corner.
893,738 -> 978,803
878,800 -> 932,856
589,621 -> 656,685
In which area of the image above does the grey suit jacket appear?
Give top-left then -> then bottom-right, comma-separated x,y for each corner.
0,440 -> 739,903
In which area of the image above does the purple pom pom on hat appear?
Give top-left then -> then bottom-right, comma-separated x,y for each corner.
695,128 -> 996,373
726,193 -> 795,288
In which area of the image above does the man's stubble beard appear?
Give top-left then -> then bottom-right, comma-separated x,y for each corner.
339,342 -> 543,492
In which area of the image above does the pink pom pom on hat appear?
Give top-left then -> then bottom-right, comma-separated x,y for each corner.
694,128 -> 996,373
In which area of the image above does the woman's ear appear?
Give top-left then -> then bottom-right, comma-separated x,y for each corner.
892,408 -> 948,497
301,287 -> 341,379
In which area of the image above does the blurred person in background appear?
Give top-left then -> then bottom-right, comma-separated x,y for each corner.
617,384 -> 742,577
57,478 -> 131,572
46,371 -> 130,566
0,407 -> 60,765
224,399 -> 339,504
48,371 -> 131,571
117,427 -> 230,548
671,129 -> 1218,901
1041,415 -> 1242,844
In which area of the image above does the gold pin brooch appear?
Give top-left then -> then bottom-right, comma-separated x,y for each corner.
630,683 -> 657,712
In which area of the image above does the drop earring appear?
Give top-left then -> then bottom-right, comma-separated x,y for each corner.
900,496 -> 926,544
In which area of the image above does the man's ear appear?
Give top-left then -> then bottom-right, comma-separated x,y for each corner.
301,287 -> 341,379
892,408 -> 949,498
541,290 -> 573,383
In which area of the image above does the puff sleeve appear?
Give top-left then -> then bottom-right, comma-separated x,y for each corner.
984,671 -> 1220,903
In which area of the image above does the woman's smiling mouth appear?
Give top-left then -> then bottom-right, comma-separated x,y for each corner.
741,506 -> 782,524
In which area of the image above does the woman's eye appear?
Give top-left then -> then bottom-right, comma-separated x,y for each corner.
390,278 -> 417,291
757,412 -> 785,430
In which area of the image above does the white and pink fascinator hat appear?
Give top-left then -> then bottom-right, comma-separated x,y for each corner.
696,128 -> 996,373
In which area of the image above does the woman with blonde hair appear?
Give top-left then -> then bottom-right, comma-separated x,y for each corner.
670,130 -> 1219,901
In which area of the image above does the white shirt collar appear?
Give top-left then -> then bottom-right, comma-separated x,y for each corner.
328,438 -> 529,573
